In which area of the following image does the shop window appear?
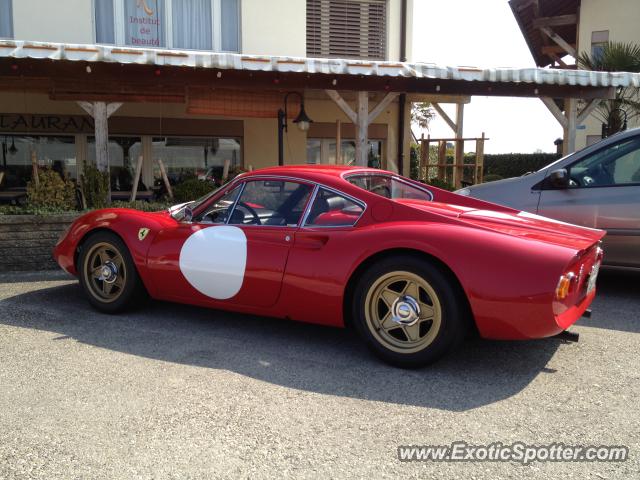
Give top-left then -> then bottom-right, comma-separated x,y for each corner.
0,0 -> 13,39
172,0 -> 212,50
87,136 -> 143,191
151,136 -> 241,184
0,136 -> 76,189
306,138 -> 383,167
94,0 -> 240,51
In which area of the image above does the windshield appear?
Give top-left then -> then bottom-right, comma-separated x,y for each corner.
192,184 -> 224,209
346,174 -> 433,201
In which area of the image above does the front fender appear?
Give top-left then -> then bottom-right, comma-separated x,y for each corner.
53,208 -> 176,297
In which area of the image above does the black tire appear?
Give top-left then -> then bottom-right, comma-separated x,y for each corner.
352,255 -> 468,368
77,231 -> 145,313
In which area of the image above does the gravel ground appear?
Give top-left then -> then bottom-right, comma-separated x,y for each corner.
0,268 -> 638,479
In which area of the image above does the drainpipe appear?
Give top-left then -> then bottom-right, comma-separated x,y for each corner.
397,0 -> 408,175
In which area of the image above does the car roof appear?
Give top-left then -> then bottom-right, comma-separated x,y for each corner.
240,165 -> 396,183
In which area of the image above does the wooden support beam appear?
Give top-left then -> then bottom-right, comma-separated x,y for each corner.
432,102 -> 457,132
336,120 -> 342,165
549,52 -> 569,68
539,26 -> 577,58
578,99 -> 600,125
541,97 -> 569,129
533,14 -> 578,28
453,103 -> 464,189
158,159 -> 173,199
437,140 -> 447,181
355,91 -> 369,166
541,44 -> 577,56
77,101 -> 123,175
564,98 -> 578,156
325,90 -> 357,124
129,155 -> 144,202
420,133 -> 427,181
476,132 -> 485,183
222,158 -> 231,182
367,92 -> 399,124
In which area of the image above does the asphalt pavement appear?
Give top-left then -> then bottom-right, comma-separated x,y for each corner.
0,268 -> 639,479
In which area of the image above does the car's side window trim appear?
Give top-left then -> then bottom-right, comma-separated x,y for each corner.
223,181 -> 247,225
299,184 -> 320,227
301,185 -> 367,229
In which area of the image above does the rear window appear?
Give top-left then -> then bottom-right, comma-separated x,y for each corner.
346,174 -> 432,201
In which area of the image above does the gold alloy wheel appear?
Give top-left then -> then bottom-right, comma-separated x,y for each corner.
364,271 -> 442,354
83,242 -> 127,303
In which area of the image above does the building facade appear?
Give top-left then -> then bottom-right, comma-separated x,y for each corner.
576,0 -> 640,149
0,0 -> 413,195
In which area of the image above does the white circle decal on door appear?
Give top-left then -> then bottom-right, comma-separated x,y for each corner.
179,226 -> 247,300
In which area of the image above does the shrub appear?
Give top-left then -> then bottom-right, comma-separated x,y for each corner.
0,204 -> 79,215
173,178 -> 215,203
81,164 -> 110,209
424,177 -> 455,191
26,167 -> 76,210
111,200 -> 172,212
482,174 -> 504,183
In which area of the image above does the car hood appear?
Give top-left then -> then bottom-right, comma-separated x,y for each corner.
397,200 -> 605,251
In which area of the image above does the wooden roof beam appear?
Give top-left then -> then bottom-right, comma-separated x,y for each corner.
540,26 -> 577,58
541,44 -> 577,56
533,14 -> 578,28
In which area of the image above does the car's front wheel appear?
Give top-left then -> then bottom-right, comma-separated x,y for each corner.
352,255 -> 468,368
78,231 -> 143,313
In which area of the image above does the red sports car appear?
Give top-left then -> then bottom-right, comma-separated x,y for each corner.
54,166 -> 604,367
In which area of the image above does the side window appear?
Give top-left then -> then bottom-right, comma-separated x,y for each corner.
197,185 -> 241,224
228,180 -> 312,226
305,188 -> 364,227
567,138 -> 640,188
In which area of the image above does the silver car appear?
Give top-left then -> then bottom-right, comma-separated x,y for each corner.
457,128 -> 640,268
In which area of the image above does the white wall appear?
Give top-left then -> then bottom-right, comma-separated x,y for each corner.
240,0 -> 307,57
12,0 -> 94,44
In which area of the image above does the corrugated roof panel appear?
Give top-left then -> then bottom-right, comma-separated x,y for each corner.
2,40 -> 640,89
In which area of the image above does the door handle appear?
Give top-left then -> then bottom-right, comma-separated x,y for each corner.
295,234 -> 329,250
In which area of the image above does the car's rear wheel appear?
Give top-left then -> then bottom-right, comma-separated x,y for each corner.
78,231 -> 143,313
352,255 -> 467,368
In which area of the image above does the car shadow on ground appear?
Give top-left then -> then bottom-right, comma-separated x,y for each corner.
581,267 -> 640,334
0,282 -> 571,412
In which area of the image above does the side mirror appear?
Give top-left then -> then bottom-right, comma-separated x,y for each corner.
549,168 -> 569,189
171,205 -> 193,222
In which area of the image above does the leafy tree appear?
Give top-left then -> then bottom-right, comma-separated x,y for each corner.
578,41 -> 640,135
411,102 -> 436,130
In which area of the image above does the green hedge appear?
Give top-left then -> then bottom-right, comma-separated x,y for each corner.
483,153 -> 560,179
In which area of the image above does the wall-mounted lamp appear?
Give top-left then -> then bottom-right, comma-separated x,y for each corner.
278,92 -> 313,166
8,136 -> 17,155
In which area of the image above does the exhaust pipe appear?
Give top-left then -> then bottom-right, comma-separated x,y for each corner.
555,330 -> 580,342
